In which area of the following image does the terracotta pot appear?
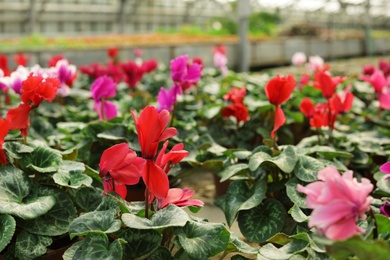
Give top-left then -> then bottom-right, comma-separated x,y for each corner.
213,174 -> 231,198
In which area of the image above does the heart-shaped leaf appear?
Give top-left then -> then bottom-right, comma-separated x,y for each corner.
175,220 -> 230,259
238,198 -> 286,243
0,215 -> 16,252
69,210 -> 121,238
285,178 -> 308,209
249,146 -> 297,173
214,178 -> 267,227
19,146 -> 62,173
66,232 -> 123,260
116,228 -> 162,259
0,166 -> 56,219
15,231 -> 52,260
19,188 -> 77,236
218,164 -> 249,182
294,155 -> 324,182
122,204 -> 190,230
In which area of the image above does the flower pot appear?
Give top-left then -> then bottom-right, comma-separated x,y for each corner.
213,174 -> 231,198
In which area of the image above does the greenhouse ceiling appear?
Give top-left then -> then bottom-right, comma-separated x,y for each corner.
216,0 -> 390,18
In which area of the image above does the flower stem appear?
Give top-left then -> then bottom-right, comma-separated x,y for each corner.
101,98 -> 107,121
145,188 -> 149,219
369,207 -> 378,239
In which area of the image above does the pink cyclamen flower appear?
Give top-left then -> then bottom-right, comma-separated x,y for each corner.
91,75 -> 117,101
157,86 -> 178,112
360,69 -> 390,94
378,87 -> 390,110
93,100 -> 118,120
307,55 -> 324,72
0,66 -> 29,94
297,166 -> 373,241
170,55 -> 202,88
291,52 -> 307,66
213,51 -> 228,76
91,75 -> 118,120
157,188 -> 204,209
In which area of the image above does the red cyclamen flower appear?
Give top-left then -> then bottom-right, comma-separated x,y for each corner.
221,103 -> 249,123
99,143 -> 146,199
223,87 -> 246,104
0,118 -> 11,164
155,141 -> 189,174
131,106 -> 177,199
131,106 -> 177,159
21,74 -> 61,107
313,71 -> 346,99
107,47 -> 119,59
6,103 -> 33,136
13,53 -> 30,67
264,74 -> 296,137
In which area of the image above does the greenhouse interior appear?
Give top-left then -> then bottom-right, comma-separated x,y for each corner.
1,0 -> 390,259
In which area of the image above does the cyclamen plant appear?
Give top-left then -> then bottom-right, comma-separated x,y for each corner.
64,106 -> 252,259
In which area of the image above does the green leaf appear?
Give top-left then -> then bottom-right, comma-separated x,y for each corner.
325,235 -> 390,260
122,204 -> 190,230
238,198 -> 286,243
53,161 -> 92,189
15,231 -> 52,260
214,179 -> 267,227
376,214 -> 390,234
117,228 -> 162,259
294,156 -> 324,182
175,220 -> 230,259
19,145 -> 62,173
0,166 -> 56,219
0,215 -> 16,252
376,176 -> 390,194
63,240 -> 83,260
225,232 -> 259,255
147,246 -> 172,260
69,210 -> 121,238
289,204 -> 309,223
249,146 -> 297,173
218,164 -> 249,182
68,232 -> 123,260
2,141 -> 34,159
285,178 -> 308,209
97,125 -> 130,141
258,239 -> 308,260
53,171 -> 93,188
56,122 -> 86,133
73,186 -> 104,212
201,103 -> 222,119
19,189 -> 77,236
58,160 -> 86,174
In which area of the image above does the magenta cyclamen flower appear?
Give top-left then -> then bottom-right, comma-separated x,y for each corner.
380,162 -> 390,179
156,86 -> 179,112
170,55 -> 202,87
297,166 -> 373,241
91,75 -> 117,120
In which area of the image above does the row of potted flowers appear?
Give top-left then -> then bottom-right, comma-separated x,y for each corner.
0,45 -> 390,259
